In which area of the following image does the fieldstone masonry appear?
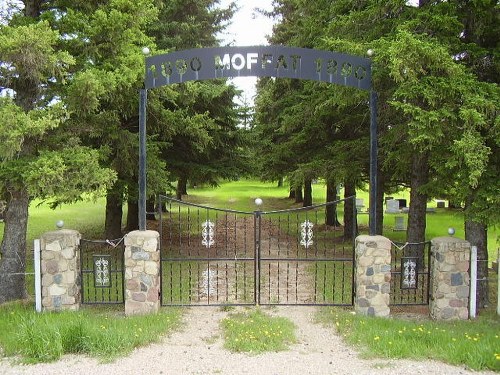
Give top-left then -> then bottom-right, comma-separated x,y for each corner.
354,235 -> 391,317
124,230 -> 160,316
40,229 -> 81,311
430,237 -> 470,320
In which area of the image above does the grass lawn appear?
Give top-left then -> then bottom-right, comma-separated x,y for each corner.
318,307 -> 500,371
187,179 -> 499,261
0,301 -> 182,363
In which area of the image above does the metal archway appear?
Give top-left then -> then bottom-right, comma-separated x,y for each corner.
139,45 -> 378,234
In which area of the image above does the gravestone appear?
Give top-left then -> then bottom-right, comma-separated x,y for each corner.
397,199 -> 407,208
356,198 -> 364,211
436,201 -> 445,208
386,199 -> 400,213
394,216 -> 406,231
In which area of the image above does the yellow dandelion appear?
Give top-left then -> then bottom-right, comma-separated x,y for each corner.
495,354 -> 500,360
374,336 -> 380,341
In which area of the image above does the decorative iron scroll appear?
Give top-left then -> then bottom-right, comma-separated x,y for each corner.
401,257 -> 418,289
145,46 -> 371,90
202,220 -> 215,248
300,220 -> 314,249
93,255 -> 111,288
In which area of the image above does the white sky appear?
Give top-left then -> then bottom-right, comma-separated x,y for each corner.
218,0 -> 275,104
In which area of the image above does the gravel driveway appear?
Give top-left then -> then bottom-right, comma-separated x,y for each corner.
0,306 -> 496,375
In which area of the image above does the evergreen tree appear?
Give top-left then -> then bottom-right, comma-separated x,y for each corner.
0,2 -> 117,303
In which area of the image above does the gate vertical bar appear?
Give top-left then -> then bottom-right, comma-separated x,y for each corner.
369,90 -> 378,235
138,88 -> 148,231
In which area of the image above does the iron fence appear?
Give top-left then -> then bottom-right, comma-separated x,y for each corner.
80,238 -> 125,305
390,241 -> 431,306
156,195 -> 356,307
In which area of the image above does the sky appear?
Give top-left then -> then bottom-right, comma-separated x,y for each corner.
218,0 -> 275,104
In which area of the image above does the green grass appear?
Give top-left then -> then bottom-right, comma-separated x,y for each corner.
221,308 -> 296,353
0,301 -> 182,363
317,307 -> 500,372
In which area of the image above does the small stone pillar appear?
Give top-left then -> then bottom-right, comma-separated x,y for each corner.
355,235 -> 391,317
40,229 -> 81,311
124,230 -> 160,316
430,237 -> 470,320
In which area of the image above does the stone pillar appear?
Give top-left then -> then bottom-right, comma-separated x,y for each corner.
124,230 -> 160,316
40,229 -> 81,311
430,237 -> 470,320
355,235 -> 391,317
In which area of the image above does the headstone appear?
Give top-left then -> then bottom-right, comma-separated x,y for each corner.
397,199 -> 407,208
436,201 -> 445,208
356,198 -> 364,210
384,196 -> 394,204
385,199 -> 400,213
394,216 -> 406,231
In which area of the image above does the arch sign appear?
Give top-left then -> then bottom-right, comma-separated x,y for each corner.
139,46 -> 378,234
145,46 -> 371,90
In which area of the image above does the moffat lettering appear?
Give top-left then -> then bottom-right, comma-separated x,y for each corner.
213,52 -> 302,71
144,46 -> 371,90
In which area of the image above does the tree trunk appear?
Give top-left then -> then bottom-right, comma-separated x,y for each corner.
303,177 -> 313,207
326,178 -> 341,226
289,186 -> 296,199
105,188 -> 123,239
125,199 -> 139,232
176,177 -> 187,200
343,179 -> 357,240
465,196 -> 489,309
277,177 -> 284,187
406,151 -> 429,269
0,188 -> 29,303
295,184 -> 303,204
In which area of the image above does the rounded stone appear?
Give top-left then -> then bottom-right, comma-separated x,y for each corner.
132,292 -> 146,302
46,260 -> 59,274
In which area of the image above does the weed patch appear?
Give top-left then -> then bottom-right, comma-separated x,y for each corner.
0,302 -> 182,363
318,307 -> 500,372
221,308 -> 296,353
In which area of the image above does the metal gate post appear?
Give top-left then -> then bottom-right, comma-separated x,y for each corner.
138,88 -> 148,231
254,210 -> 262,305
369,90 -> 378,235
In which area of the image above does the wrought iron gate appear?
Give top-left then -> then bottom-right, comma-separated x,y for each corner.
157,195 -> 356,307
390,241 -> 431,305
80,239 -> 125,305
